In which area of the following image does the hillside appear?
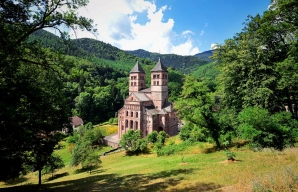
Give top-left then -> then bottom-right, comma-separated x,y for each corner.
190,62 -> 219,80
30,30 -> 211,74
126,49 -> 209,74
194,50 -> 214,63
2,137 -> 298,191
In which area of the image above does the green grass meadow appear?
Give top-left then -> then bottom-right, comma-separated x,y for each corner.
1,135 -> 298,191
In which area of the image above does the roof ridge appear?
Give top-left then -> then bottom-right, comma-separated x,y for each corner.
130,60 -> 145,73
151,58 -> 168,72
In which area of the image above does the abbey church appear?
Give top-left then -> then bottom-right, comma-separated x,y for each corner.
117,59 -> 179,138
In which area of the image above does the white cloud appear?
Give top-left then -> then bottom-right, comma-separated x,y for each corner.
67,0 -> 199,55
200,30 -> 205,36
211,43 -> 219,50
171,39 -> 199,56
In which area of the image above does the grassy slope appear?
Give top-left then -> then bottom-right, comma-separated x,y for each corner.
1,136 -> 298,191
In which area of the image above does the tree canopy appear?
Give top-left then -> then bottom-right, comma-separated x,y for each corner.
0,0 -> 95,183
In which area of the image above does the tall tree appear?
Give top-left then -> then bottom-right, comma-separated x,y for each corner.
175,76 -> 221,148
212,0 -> 298,118
0,0 -> 95,183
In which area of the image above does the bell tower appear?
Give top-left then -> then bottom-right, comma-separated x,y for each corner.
129,60 -> 146,95
151,58 -> 168,109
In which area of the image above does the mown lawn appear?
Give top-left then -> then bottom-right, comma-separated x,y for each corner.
1,137 -> 298,191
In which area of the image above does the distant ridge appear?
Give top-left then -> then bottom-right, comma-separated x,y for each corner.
30,30 -> 213,74
194,50 -> 214,63
125,49 -> 211,73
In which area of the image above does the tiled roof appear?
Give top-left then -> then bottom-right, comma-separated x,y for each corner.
71,116 -> 83,126
151,58 -> 168,72
130,60 -> 145,73
134,93 -> 151,102
139,87 -> 151,93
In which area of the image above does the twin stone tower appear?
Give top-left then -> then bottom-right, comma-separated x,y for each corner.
117,58 -> 179,139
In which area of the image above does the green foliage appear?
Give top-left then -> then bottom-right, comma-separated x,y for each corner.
82,152 -> 101,174
224,150 -> 236,161
175,75 -> 221,148
179,122 -> 207,142
238,107 -> 298,150
120,130 -> 148,155
42,154 -> 64,178
156,140 -> 193,156
147,131 -> 158,143
157,131 -> 167,145
212,0 -> 298,118
108,117 -> 118,124
191,62 -> 219,81
0,0 -> 95,182
67,132 -> 80,144
70,141 -> 101,170
126,49 -> 209,74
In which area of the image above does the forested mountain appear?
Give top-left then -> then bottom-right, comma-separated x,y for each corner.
126,49 -> 209,73
194,50 -> 214,63
28,30 -> 184,124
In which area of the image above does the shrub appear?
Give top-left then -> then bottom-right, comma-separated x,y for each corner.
67,132 -> 79,144
120,130 -> 148,155
147,131 -> 158,143
179,122 -> 207,142
238,107 -> 298,150
156,140 -> 193,156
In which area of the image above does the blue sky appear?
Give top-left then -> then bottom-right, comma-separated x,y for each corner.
68,0 -> 271,55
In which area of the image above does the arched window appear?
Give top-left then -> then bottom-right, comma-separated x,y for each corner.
135,121 -> 138,130
130,120 -> 134,129
131,112 -> 133,117
136,112 -> 138,118
125,120 -> 128,128
126,111 -> 128,116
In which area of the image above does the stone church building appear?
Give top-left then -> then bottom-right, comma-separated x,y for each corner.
117,59 -> 179,139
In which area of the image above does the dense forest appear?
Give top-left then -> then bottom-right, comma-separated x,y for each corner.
29,29 -> 185,124
126,49 -> 210,73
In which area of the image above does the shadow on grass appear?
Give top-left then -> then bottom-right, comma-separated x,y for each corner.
46,172 -> 69,182
3,177 -> 28,186
201,145 -> 218,154
1,168 -> 223,192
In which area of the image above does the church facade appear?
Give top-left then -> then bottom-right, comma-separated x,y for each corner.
117,59 -> 179,139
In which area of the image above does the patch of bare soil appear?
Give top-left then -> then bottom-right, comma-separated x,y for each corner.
179,162 -> 189,165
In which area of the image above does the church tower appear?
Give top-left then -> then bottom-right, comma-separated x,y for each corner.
151,58 -> 168,109
129,60 -> 146,95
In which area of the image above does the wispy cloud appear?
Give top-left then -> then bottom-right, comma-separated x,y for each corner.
200,30 -> 205,36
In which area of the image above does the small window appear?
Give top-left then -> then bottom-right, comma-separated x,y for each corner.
134,82 -> 136,86
136,112 -> 138,118
131,82 -> 133,86
126,111 -> 128,116
157,81 -> 159,85
153,75 -> 156,79
131,112 -> 133,117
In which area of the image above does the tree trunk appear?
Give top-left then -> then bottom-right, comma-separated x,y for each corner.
214,137 -> 221,149
38,169 -> 42,186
